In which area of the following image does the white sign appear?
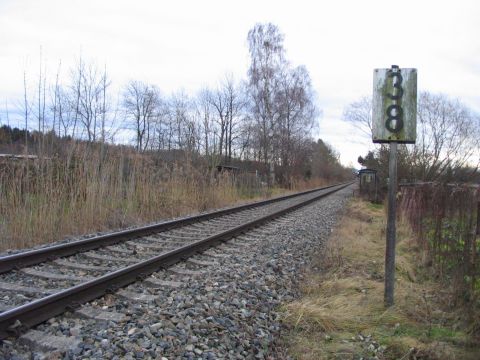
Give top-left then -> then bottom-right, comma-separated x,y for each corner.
372,66 -> 417,143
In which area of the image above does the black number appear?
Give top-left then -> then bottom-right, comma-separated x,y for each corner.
385,68 -> 404,133
385,105 -> 403,133
387,72 -> 403,100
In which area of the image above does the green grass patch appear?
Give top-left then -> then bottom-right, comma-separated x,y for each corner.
367,201 -> 383,211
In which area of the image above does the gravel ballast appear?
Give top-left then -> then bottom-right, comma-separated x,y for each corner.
1,185 -> 352,359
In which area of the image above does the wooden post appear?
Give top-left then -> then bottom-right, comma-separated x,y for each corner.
373,65 -> 417,307
384,141 -> 398,307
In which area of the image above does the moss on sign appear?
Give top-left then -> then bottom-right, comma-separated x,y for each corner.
372,68 -> 417,144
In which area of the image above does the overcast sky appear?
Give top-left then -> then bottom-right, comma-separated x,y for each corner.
1,0 -> 479,166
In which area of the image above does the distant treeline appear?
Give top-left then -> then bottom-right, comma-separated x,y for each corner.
0,123 -> 352,185
2,23 -> 354,187
0,125 -> 36,148
344,92 -> 480,185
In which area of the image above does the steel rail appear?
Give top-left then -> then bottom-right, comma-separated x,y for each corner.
0,182 -> 352,339
0,182 -> 347,274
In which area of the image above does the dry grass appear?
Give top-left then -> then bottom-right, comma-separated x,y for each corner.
281,198 -> 480,360
292,177 -> 330,191
0,147 -> 256,251
0,144 -> 333,252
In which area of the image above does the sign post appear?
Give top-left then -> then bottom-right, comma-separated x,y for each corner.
385,141 -> 397,307
372,65 -> 417,307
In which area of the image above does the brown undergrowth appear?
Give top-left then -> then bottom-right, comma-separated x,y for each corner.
0,145 -> 331,252
281,198 -> 480,359
399,183 -> 479,319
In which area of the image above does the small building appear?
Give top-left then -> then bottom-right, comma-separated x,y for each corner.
358,168 -> 378,202
216,164 -> 240,174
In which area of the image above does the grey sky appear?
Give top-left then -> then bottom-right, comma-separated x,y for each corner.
1,0 -> 479,166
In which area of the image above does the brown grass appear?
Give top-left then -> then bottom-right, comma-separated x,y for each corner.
0,144 -> 332,252
0,146 -> 253,251
281,198 -> 480,360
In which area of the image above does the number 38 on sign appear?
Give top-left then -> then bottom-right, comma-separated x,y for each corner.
372,66 -> 417,143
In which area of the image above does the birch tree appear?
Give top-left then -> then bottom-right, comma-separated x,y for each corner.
247,23 -> 285,184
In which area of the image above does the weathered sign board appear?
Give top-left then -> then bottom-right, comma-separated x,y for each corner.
372,67 -> 417,143
372,65 -> 417,308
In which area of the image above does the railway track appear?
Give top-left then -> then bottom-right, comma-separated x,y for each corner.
0,182 -> 352,340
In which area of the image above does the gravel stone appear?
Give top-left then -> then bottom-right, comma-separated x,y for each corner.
0,185 -> 352,359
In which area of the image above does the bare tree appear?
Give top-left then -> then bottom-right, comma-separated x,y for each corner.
223,75 -> 245,161
237,112 -> 255,160
354,91 -> 480,182
342,96 -> 372,138
56,86 -> 69,137
206,86 -> 227,157
35,47 -> 48,154
123,80 -> 160,152
78,63 -> 101,142
51,60 -> 62,137
175,92 -> 198,153
69,56 -> 83,139
23,70 -> 30,153
100,64 -> 108,144
161,91 -> 197,153
197,88 -> 214,158
247,23 -> 286,185
408,92 -> 480,180
204,75 -> 245,163
276,65 -> 317,186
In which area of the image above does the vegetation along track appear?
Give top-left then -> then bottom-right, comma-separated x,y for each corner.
0,182 -> 352,339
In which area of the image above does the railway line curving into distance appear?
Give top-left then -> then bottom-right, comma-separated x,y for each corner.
0,181 -> 353,355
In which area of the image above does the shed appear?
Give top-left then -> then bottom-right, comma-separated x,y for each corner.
358,168 -> 378,202
216,164 -> 240,173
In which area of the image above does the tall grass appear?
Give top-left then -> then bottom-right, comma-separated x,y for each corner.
399,183 -> 480,313
0,141 -> 341,252
0,144 -> 267,252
